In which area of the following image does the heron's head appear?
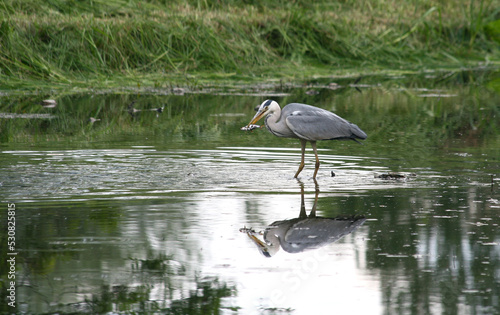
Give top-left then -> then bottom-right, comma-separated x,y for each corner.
246,230 -> 279,258
246,99 -> 279,127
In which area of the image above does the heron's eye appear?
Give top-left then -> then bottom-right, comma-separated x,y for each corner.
258,105 -> 269,113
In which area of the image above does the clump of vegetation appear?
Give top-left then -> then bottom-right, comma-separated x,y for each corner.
0,0 -> 499,89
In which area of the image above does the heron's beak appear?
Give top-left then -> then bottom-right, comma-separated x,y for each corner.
246,232 -> 273,257
246,107 -> 268,127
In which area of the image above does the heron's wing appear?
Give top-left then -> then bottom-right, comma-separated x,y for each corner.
284,217 -> 365,243
280,216 -> 366,253
283,103 -> 366,141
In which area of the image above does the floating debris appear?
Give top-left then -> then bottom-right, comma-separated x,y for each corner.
210,113 -> 246,117
127,101 -> 164,118
127,100 -> 140,116
383,254 -> 410,258
172,87 -> 185,95
152,106 -> 164,113
211,92 -> 291,97
350,77 -> 363,93
305,89 -> 319,95
41,99 -> 57,108
240,124 -> 262,131
327,82 -> 342,90
0,113 -> 56,119
375,172 -> 416,180
418,93 -> 458,98
149,106 -> 164,117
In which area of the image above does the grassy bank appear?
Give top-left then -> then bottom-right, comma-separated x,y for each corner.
0,0 -> 499,89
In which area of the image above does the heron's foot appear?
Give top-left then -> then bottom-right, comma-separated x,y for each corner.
294,165 -> 305,178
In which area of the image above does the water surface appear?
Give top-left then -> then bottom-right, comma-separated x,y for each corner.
1,75 -> 499,314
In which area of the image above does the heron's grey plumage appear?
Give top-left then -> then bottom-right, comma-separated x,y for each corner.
271,103 -> 367,141
245,100 -> 367,178
265,216 -> 366,254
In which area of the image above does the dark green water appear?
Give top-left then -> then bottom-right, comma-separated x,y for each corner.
1,73 -> 499,314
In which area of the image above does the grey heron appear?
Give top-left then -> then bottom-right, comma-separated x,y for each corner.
243,99 -> 367,179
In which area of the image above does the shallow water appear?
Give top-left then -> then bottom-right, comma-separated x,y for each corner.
1,75 -> 499,314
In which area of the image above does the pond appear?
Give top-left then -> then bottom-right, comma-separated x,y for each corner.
1,70 -> 499,314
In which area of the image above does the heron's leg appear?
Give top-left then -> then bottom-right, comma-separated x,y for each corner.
298,181 -> 307,218
294,139 -> 307,178
311,141 -> 320,179
309,182 -> 319,217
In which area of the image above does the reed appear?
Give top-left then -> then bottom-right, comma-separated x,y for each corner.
0,0 -> 499,89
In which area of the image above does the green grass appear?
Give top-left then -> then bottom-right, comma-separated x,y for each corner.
0,0 -> 499,90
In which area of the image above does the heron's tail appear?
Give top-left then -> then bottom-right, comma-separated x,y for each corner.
350,123 -> 367,141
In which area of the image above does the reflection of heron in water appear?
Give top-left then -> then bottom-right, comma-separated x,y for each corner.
241,181 -> 365,257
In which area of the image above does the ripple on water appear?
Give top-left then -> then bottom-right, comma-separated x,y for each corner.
1,146 -> 427,202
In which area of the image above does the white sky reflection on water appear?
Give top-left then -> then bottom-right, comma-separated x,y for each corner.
191,193 -> 381,314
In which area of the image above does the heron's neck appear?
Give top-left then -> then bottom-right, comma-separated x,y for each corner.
264,107 -> 295,138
